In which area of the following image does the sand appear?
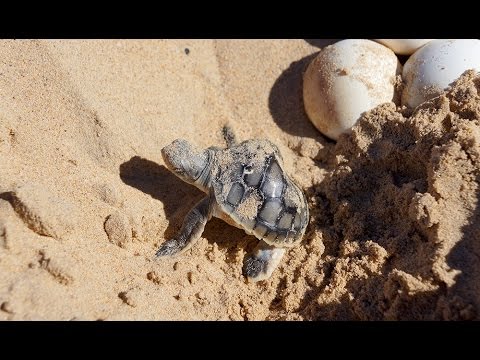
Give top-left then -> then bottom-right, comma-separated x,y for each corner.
0,39 -> 478,320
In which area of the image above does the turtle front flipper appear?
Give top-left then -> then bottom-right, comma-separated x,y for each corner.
156,195 -> 213,257
243,241 -> 286,282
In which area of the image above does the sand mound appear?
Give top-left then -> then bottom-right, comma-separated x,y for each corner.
0,40 -> 478,320
298,71 -> 480,320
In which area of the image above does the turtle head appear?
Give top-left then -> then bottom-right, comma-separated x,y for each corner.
162,139 -> 211,190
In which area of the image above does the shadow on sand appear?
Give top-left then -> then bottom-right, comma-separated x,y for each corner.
119,156 -> 257,259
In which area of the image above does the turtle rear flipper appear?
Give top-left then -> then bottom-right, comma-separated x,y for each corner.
243,241 -> 286,282
156,195 -> 213,257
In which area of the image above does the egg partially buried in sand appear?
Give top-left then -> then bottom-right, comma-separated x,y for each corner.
402,39 -> 480,109
374,39 -> 434,55
303,39 -> 401,140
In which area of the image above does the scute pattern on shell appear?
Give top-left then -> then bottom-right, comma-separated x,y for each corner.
212,139 -> 309,246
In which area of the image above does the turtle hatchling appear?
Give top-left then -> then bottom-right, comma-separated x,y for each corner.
157,129 -> 309,282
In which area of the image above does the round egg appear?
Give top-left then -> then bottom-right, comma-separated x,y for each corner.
303,39 -> 401,140
402,39 -> 480,109
374,39 -> 434,55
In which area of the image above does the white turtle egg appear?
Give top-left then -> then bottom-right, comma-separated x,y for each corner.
374,39 -> 434,55
303,39 -> 401,140
402,39 -> 480,109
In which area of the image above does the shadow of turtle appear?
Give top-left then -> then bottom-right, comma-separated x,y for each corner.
202,217 -> 259,265
119,156 -> 257,261
119,156 -> 203,240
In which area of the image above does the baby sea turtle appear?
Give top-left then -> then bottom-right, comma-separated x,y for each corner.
157,128 -> 309,282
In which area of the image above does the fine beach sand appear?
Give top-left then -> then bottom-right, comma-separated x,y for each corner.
0,39 -> 479,320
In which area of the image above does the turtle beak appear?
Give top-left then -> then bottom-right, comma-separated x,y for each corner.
161,142 -> 187,178
161,139 -> 206,183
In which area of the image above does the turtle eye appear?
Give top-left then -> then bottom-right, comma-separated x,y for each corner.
243,164 -> 253,174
